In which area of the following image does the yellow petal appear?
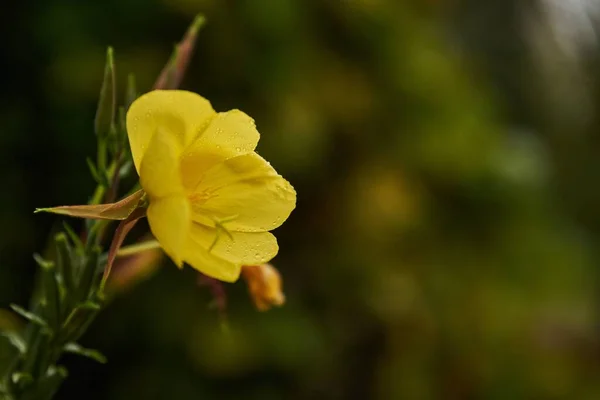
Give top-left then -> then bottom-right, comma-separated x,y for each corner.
127,90 -> 215,173
140,127 -> 184,198
180,110 -> 260,191
182,237 -> 241,282
188,222 -> 278,265
191,153 -> 296,232
147,196 -> 190,268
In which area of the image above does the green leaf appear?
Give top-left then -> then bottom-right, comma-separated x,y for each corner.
19,366 -> 68,400
115,105 -> 127,155
20,327 -> 52,379
9,306 -> 48,330
0,332 -> 26,354
94,47 -> 116,139
11,372 -> 33,386
61,222 -> 84,252
0,385 -> 11,399
125,73 -> 137,110
63,342 -> 107,364
96,139 -> 109,182
58,302 -> 101,343
86,157 -> 101,184
55,234 -> 75,302
76,246 -> 100,303
34,255 -> 61,330
35,189 -> 145,221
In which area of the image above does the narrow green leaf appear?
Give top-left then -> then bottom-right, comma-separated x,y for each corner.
63,342 -> 107,364
96,139 -> 109,183
59,302 -> 101,343
114,239 -> 161,258
95,47 -> 115,179
55,234 -> 75,301
0,332 -> 26,354
11,372 -> 33,386
94,47 -> 116,138
125,73 -> 137,110
9,306 -> 48,330
76,246 -> 100,303
1,352 -> 20,395
106,108 -> 121,158
19,365 -> 68,400
34,255 -> 61,330
115,105 -> 127,154
61,222 -> 84,252
20,328 -> 51,379
0,384 -> 10,398
86,157 -> 101,184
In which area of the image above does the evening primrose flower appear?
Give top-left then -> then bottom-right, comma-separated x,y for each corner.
126,90 -> 296,282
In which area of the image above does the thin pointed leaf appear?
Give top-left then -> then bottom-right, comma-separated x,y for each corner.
0,331 -> 26,354
86,157 -> 101,183
154,14 -> 205,89
11,372 -> 33,386
76,246 -> 100,303
55,234 -> 75,301
125,73 -> 137,110
9,305 -> 48,330
95,47 -> 116,138
19,365 -> 68,400
63,342 -> 107,364
59,301 -> 101,343
34,255 -> 61,330
21,328 -> 51,379
61,222 -> 84,252
96,139 -> 109,182
60,303 -> 100,334
117,105 -> 128,153
35,189 -> 145,221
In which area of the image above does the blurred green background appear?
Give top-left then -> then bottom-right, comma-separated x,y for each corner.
3,0 -> 600,398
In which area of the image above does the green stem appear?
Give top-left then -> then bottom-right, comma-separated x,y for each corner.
89,161 -> 116,206
95,240 -> 161,278
115,240 -> 160,257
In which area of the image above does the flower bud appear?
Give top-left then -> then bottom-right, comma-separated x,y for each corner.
241,264 -> 285,311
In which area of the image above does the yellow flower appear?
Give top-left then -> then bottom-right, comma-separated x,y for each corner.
126,90 -> 296,282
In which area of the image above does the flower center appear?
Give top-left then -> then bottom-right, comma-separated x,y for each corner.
188,191 -> 211,205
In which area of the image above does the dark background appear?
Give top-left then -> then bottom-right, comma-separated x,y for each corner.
3,0 -> 600,398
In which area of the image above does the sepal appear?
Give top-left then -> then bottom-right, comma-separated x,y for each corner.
153,14 -> 205,90
35,189 -> 145,221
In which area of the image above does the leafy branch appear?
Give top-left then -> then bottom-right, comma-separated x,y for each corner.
0,16 -> 205,400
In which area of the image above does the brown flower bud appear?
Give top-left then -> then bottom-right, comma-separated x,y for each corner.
242,264 -> 285,311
